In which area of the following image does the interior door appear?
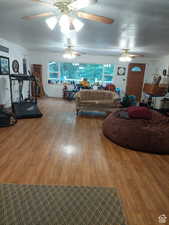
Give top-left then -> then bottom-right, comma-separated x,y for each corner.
31,64 -> 45,97
126,63 -> 146,101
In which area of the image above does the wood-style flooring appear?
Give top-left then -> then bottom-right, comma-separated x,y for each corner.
0,98 -> 169,225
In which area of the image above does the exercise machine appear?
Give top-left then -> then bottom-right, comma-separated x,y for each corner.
9,73 -> 43,119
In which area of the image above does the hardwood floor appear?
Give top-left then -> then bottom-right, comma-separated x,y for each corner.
0,97 -> 169,225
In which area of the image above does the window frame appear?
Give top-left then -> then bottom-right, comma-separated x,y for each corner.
48,61 -> 115,84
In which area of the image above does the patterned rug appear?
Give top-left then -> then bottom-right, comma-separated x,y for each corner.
0,184 -> 126,225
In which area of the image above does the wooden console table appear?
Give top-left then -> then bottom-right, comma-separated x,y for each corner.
143,83 -> 168,109
143,83 -> 167,96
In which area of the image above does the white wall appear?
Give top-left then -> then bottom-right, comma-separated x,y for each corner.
29,50 -> 159,98
0,38 -> 30,107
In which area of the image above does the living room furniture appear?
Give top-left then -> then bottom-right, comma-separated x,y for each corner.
63,90 -> 78,100
75,90 -> 118,115
103,109 -> 169,154
63,83 -> 79,100
143,83 -> 168,109
143,83 -> 168,96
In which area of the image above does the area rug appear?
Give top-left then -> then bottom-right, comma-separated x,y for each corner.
0,184 -> 126,225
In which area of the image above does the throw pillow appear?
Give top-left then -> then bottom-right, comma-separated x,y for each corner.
128,106 -> 152,120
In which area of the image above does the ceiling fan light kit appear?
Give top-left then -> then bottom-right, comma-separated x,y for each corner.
59,15 -> 84,33
45,16 -> 58,30
27,0 -> 113,34
119,55 -> 132,62
59,14 -> 70,27
72,18 -> 84,31
63,52 -> 76,59
62,38 -> 85,59
45,13 -> 84,34
118,49 -> 144,62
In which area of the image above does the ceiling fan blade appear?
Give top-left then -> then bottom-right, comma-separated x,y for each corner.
32,0 -> 53,6
22,12 -> 54,20
74,52 -> 81,56
77,12 -> 114,24
129,54 -> 144,58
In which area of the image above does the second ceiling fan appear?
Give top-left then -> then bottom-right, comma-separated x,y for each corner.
23,0 -> 114,33
63,41 -> 86,59
119,49 -> 144,62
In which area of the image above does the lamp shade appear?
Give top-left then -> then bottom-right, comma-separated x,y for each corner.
59,15 -> 84,34
119,56 -> 132,62
63,52 -> 76,59
46,16 -> 57,30
72,18 -> 84,32
59,15 -> 70,28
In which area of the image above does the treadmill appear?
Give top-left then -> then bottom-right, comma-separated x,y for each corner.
10,73 -> 43,119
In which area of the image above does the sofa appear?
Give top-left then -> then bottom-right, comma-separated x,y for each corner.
75,90 -> 119,115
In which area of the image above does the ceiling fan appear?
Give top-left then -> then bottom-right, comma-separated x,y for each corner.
23,0 -> 114,34
62,38 -> 86,59
119,49 -> 144,62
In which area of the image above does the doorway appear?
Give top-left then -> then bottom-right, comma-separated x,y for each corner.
126,63 -> 146,101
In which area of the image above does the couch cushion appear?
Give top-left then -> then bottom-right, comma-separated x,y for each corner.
79,90 -> 115,101
79,100 -> 115,108
128,106 -> 152,120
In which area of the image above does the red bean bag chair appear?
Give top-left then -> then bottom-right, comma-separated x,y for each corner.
103,109 -> 169,154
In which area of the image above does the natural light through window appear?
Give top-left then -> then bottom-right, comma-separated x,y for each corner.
48,62 -> 114,84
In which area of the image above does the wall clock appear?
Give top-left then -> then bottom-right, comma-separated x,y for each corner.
117,66 -> 126,76
12,60 -> 19,73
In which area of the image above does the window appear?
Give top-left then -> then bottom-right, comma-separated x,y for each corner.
103,64 -> 114,74
103,64 -> 114,83
48,62 -> 115,84
48,62 -> 59,82
131,66 -> 142,72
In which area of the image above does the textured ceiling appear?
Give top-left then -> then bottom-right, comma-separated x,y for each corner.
0,0 -> 169,57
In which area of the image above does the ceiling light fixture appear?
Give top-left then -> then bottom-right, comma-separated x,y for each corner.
63,48 -> 77,59
63,52 -> 76,59
59,15 -> 70,28
46,14 -> 84,34
59,15 -> 84,34
45,16 -> 58,30
72,18 -> 84,32
119,55 -> 132,62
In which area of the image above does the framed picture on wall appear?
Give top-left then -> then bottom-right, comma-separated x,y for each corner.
0,56 -> 10,75
117,66 -> 126,76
